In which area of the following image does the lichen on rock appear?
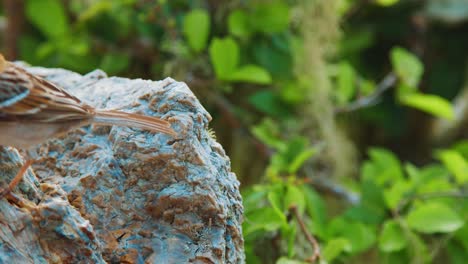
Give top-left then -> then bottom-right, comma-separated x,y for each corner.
0,66 -> 244,263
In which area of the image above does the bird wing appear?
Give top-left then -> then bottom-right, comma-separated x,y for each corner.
0,63 -> 93,122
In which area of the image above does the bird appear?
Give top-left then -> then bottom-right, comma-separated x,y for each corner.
0,54 -> 175,201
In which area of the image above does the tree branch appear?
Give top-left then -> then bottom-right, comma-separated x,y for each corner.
3,0 -> 25,59
289,205 -> 321,263
335,73 -> 397,113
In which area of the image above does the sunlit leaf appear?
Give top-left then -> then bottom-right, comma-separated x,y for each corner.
406,202 -> 464,233
251,118 -> 286,150
276,257 -> 308,264
390,47 -> 423,87
268,184 -> 286,221
284,224 -> 297,258
362,148 -> 404,185
26,0 -> 69,37
77,1 -> 112,22
100,53 -> 130,75
328,218 -> 376,253
209,37 -> 239,80
302,185 -> 327,238
436,150 -> 468,184
183,9 -> 210,53
285,184 -> 306,214
379,220 -> 407,252
452,140 -> 468,160
400,92 -> 454,120
323,238 -> 352,261
242,185 -> 268,214
288,148 -> 316,174
336,61 -> 356,104
376,0 -> 400,6
244,207 -> 286,235
229,65 -> 272,84
383,179 -> 412,210
228,10 -> 251,37
250,2 -> 290,34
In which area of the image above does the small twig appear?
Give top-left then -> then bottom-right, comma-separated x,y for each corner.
305,174 -> 360,204
0,159 -> 32,199
289,205 -> 321,263
335,73 -> 397,113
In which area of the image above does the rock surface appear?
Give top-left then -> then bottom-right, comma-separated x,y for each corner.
0,66 -> 244,263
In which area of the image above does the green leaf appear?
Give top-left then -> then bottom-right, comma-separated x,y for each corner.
436,150 -> 468,184
302,186 -> 327,238
360,79 -> 376,96
77,1 -> 112,22
328,218 -> 376,253
244,207 -> 286,235
100,53 -> 130,75
383,180 -> 412,210
268,184 -> 287,221
390,47 -> 423,87
284,224 -> 297,258
288,148 -> 316,174
285,184 -> 306,214
448,241 -> 468,264
276,257 -> 308,264
336,62 -> 356,104
253,37 -> 294,80
345,180 -> 386,224
26,0 -> 69,38
228,10 -> 251,38
406,202 -> 464,233
452,140 -> 468,160
407,232 -> 430,263
379,220 -> 407,252
269,137 -> 313,174
454,225 -> 468,251
376,0 -> 400,6
209,37 -> 239,80
250,2 -> 290,34
400,93 -> 454,120
229,65 -> 272,84
248,90 -> 290,118
242,185 -> 268,214
323,238 -> 352,262
362,148 -> 404,185
251,118 -> 286,150
183,9 -> 210,53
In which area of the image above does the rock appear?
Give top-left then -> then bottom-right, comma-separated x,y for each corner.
0,66 -> 245,263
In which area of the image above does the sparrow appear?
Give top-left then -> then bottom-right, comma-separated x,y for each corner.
0,54 -> 175,200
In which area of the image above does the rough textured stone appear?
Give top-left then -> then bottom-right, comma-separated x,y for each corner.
0,65 -> 244,263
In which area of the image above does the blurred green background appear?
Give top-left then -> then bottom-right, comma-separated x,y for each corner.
2,0 -> 468,263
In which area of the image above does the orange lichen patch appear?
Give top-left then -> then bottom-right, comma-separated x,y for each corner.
71,144 -> 99,158
101,231 -> 118,248
120,248 -> 140,264
79,175 -> 98,189
91,194 -> 106,208
67,190 -> 84,212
